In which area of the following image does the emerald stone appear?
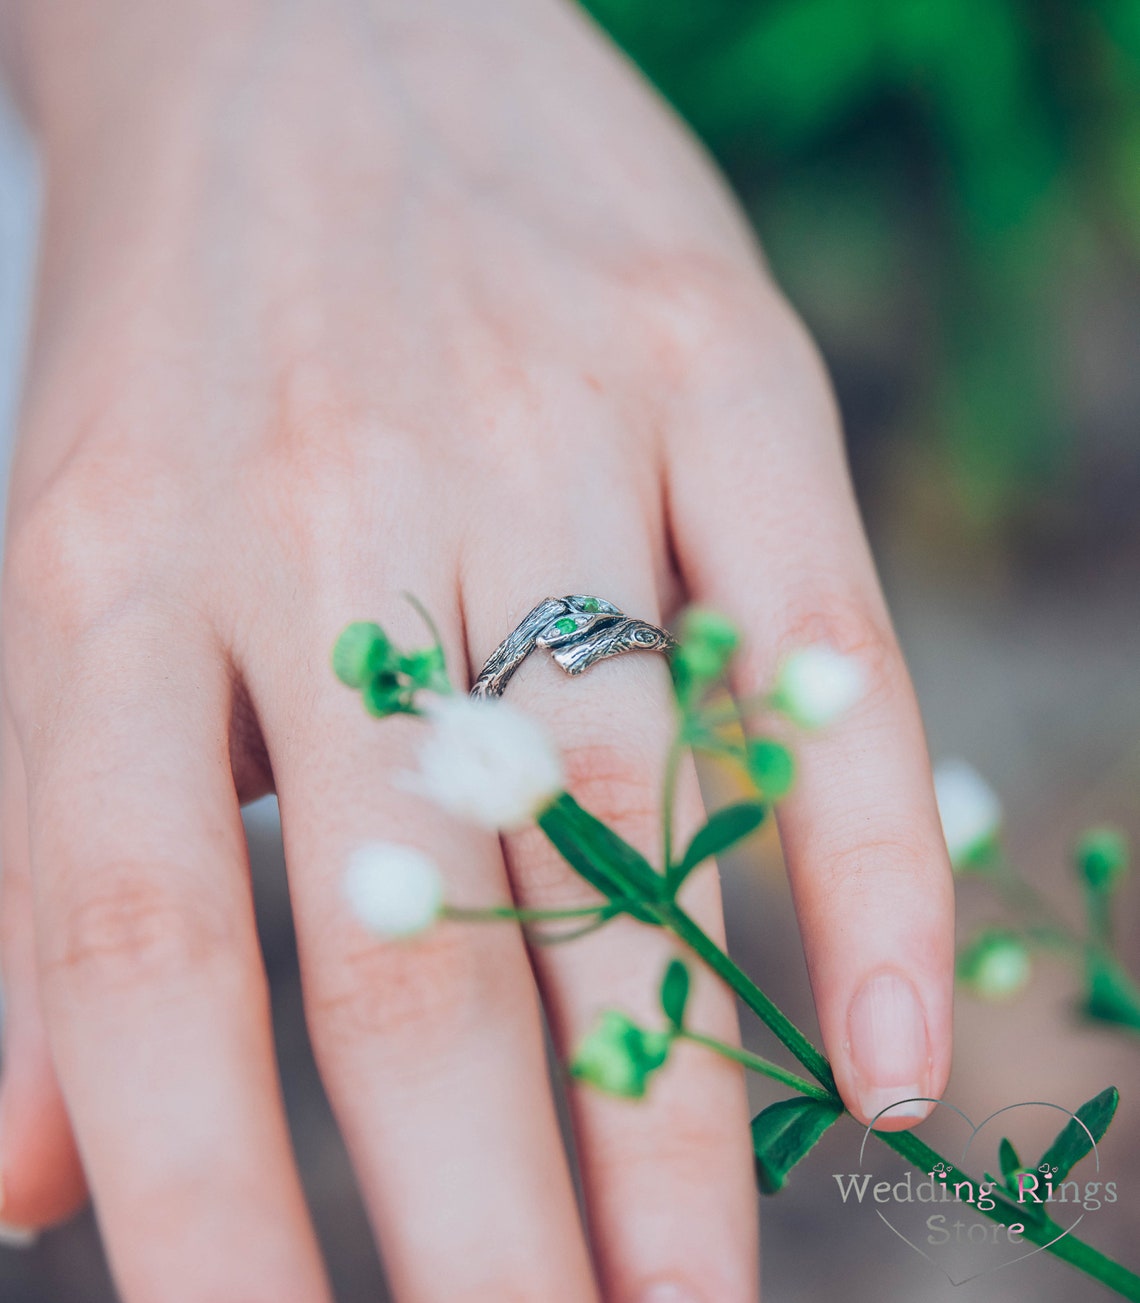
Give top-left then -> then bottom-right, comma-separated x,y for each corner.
554,617 -> 577,635
580,598 -> 601,613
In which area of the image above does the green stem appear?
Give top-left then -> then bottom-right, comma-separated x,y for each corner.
1024,923 -> 1085,957
1086,883 -> 1114,949
659,901 -> 836,1093
444,903 -> 611,924
663,903 -> 1140,1300
991,852 -> 1074,941
879,1130 -> 1140,1300
661,732 -> 685,887
678,1029 -> 836,1101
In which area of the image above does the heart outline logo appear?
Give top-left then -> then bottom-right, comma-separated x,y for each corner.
856,1098 -> 1101,1287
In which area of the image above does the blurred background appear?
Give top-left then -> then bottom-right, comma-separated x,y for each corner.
1,1 -> 1139,1299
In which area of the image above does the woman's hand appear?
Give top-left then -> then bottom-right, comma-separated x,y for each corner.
0,1 -> 954,1298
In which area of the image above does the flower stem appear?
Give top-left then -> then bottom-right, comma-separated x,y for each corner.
878,1128 -> 1140,1299
661,732 -> 685,887
660,901 -> 1140,1300
678,1028 -> 836,1101
659,900 -> 837,1093
444,903 -> 611,924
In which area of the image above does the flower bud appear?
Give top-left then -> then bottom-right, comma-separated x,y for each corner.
569,1010 -> 672,1099
344,843 -> 445,939
1075,827 -> 1129,893
363,671 -> 414,717
676,608 -> 740,683
398,646 -> 451,695
332,621 -> 391,688
957,930 -> 1031,1000
934,759 -> 1002,870
746,738 -> 795,799
773,644 -> 865,729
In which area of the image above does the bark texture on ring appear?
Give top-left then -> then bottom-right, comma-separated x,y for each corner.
469,595 -> 676,699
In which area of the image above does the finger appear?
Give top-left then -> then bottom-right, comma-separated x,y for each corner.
0,700 -> 86,1236
665,294 -> 955,1130
10,618 -> 332,1301
464,505 -> 759,1302
250,582 -> 598,1301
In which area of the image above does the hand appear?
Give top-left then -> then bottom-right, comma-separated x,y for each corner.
0,1 -> 954,1298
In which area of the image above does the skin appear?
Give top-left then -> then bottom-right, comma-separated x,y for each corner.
0,0 -> 955,1298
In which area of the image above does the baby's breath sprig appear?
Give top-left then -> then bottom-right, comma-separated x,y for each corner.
331,603 -> 1140,1301
332,612 -> 450,715
937,761 -> 1140,1029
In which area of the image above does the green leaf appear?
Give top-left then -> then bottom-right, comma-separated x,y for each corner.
1036,1087 -> 1120,1183
397,645 -> 449,693
999,1136 -> 1021,1188
1085,956 -> 1140,1031
674,801 -> 767,883
660,959 -> 691,1029
538,792 -> 664,922
751,1095 -> 844,1195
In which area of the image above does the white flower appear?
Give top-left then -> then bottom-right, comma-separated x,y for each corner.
344,843 -> 445,939
774,644 -> 866,729
960,930 -> 1031,1000
972,938 -> 1031,999
410,695 -> 564,831
934,759 -> 1002,869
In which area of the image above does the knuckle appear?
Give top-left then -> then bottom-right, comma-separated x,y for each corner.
624,249 -> 798,382
812,832 -> 931,909
507,736 -> 661,911
507,825 -> 612,912
304,920 -> 489,1048
3,463 -> 182,641
772,590 -> 902,710
590,1097 -> 731,1185
561,738 -> 661,836
41,871 -> 240,993
250,415 -> 434,585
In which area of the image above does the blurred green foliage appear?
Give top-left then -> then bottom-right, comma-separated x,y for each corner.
581,0 -> 1140,530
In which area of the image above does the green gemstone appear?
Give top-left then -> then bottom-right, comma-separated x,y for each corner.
580,598 -> 601,613
554,617 -> 577,635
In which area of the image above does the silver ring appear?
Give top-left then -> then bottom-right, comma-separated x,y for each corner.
470,595 -> 677,699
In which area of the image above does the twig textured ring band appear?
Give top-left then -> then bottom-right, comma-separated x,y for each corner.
470,595 -> 677,700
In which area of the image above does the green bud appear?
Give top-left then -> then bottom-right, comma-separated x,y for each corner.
675,608 -> 740,685
332,622 -> 391,688
1076,827 -> 1129,893
746,738 -> 796,799
957,930 -> 1031,1001
569,1010 -> 672,1099
362,671 -> 413,718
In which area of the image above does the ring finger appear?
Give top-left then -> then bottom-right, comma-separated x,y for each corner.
463,483 -> 759,1303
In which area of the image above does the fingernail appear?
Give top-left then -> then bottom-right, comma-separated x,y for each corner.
0,1222 -> 36,1249
0,1170 -> 38,1249
638,1284 -> 700,1303
847,970 -> 930,1125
